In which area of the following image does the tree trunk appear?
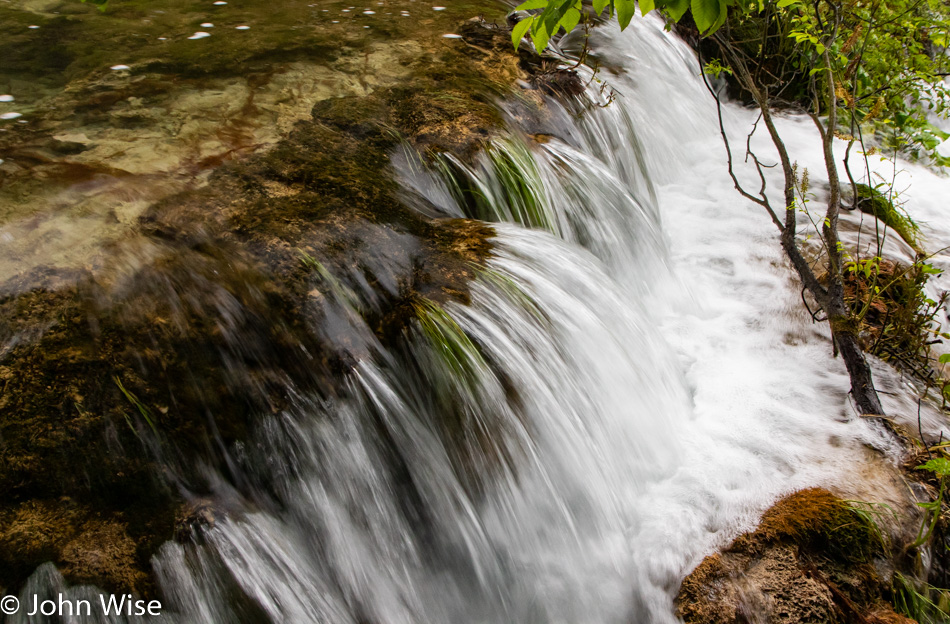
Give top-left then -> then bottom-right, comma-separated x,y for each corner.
831,324 -> 885,416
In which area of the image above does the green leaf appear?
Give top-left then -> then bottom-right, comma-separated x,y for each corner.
690,0 -> 726,34
531,17 -> 552,51
536,0 -> 574,42
593,0 -> 610,12
918,457 -> 950,478
512,16 -> 534,49
557,7 -> 582,34
616,0 -> 636,28
515,0 -> 550,9
658,0 -> 690,22
640,0 -> 656,15
776,0 -> 799,7
939,353 -> 950,364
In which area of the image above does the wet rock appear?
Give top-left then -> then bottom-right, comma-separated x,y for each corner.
507,10 -> 532,28
173,499 -> 220,544
0,501 -> 146,595
537,68 -> 586,97
59,520 -> 147,593
675,488 -> 895,624
0,10 -> 521,597
45,138 -> 89,155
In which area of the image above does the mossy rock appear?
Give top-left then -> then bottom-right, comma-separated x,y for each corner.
740,488 -> 879,562
0,501 -> 147,595
676,489 -> 893,624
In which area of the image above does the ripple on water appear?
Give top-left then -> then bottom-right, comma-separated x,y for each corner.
188,31 -> 211,39
0,95 -> 13,102
235,25 -> 250,30
0,112 -> 23,120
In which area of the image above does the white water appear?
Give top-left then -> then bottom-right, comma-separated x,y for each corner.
15,11 -> 950,624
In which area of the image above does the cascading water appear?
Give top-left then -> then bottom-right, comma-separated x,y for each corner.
10,8 -> 950,624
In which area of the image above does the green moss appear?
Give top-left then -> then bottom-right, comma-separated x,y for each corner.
753,488 -> 880,562
854,183 -> 923,254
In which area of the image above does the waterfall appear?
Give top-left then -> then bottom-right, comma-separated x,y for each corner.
12,9 -> 950,624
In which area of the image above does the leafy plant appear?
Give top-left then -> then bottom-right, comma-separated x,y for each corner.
511,0 -> 730,53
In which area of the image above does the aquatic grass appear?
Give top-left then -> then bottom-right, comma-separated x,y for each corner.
113,376 -> 159,438
473,264 -> 547,324
893,572 -> 950,624
485,138 -> 556,233
432,136 -> 558,234
412,297 -> 487,394
843,499 -> 898,552
298,250 -> 362,312
408,296 -> 523,484
432,154 -> 494,217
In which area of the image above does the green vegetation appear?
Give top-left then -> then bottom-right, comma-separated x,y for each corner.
893,572 -> 950,624
853,184 -> 923,254
436,137 -> 558,233
843,257 -> 950,398
891,452 -> 950,622
414,297 -> 488,392
113,376 -> 159,438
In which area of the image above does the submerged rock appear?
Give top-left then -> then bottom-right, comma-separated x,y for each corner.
0,6 -> 551,597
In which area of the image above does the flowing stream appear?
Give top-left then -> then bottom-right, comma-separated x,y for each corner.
6,4 -> 950,624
